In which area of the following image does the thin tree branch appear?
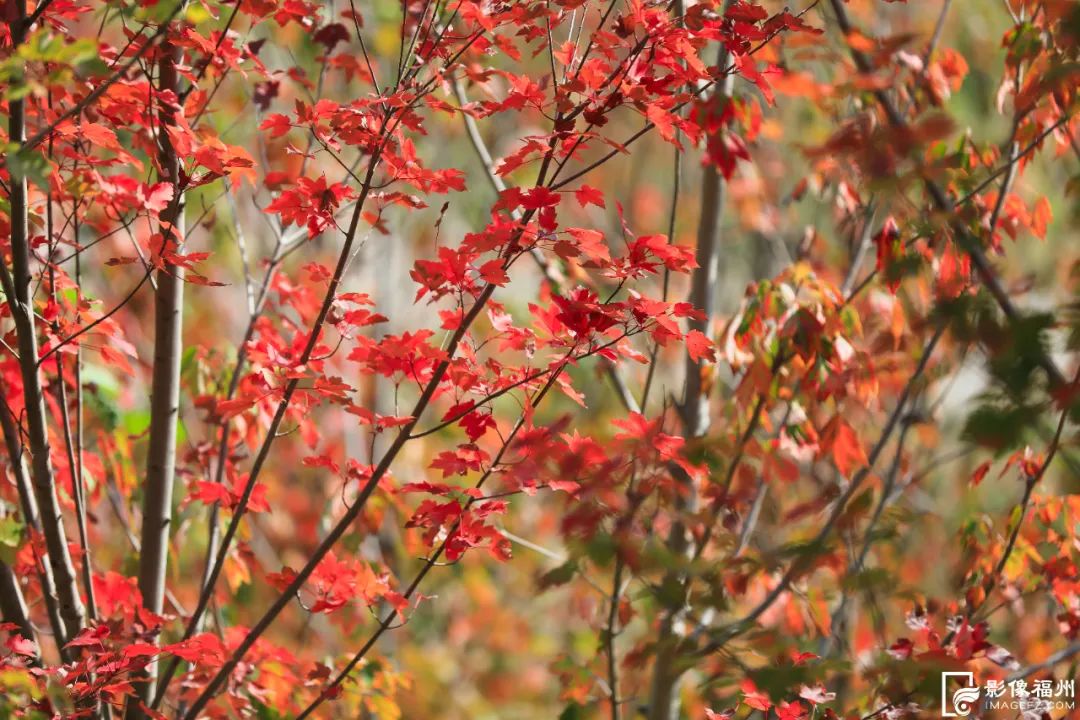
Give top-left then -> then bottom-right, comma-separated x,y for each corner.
18,1 -> 187,155
152,109 -> 399,711
1007,641 -> 1080,681
0,561 -> 35,655
52,269 -> 99,627
157,31 -> 494,709
700,325 -> 945,655
605,555 -> 625,720
981,400 -> 1069,617
175,64 -> 631,713
175,157 -> 556,718
452,78 -> 640,415
43,124 -> 99,632
294,361 -> 571,719
821,414 -> 916,657
827,0 -> 1069,390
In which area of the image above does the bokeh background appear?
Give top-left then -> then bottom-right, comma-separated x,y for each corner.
45,0 -> 1079,717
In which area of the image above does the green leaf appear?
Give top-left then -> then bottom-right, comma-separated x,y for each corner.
583,533 -> 615,567
962,402 -> 1038,452
558,703 -> 585,720
748,663 -> 813,701
0,517 -> 23,566
6,147 -> 50,191
252,701 -> 287,720
537,559 -> 578,590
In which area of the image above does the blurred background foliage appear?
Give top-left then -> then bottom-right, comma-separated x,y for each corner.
41,0 -> 1079,716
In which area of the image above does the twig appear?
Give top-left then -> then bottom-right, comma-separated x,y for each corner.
981,401 -> 1069,618
172,108 -> 512,719
1007,641 -> 1080,681
821,413 -> 917,656
0,392 -> 69,660
606,555 -> 625,720
20,1 -> 187,155
0,562 -> 35,654
841,203 -> 877,298
827,0 -> 1070,390
152,111 -> 396,711
453,78 -> 640,415
700,325 -> 945,655
294,362 -> 571,719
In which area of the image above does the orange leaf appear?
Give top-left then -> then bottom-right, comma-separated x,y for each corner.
818,415 -> 868,477
1031,196 -> 1051,240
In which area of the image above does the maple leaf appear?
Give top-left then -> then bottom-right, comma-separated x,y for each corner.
818,415 -> 868,477
1031,196 -> 1051,239
165,634 -> 226,667
521,186 -> 561,209
564,228 -> 611,263
936,243 -> 968,299
887,638 -> 914,659
313,22 -> 349,50
574,184 -> 605,208
478,259 -> 510,286
123,642 -> 160,659
185,481 -> 233,509
265,175 -> 354,237
260,113 -> 293,138
646,105 -> 678,144
6,635 -> 38,656
726,2 -> 769,22
685,329 -> 716,363
65,625 -> 109,651
741,679 -> 772,711
874,217 -> 903,293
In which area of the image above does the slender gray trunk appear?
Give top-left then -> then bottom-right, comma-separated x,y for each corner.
0,562 -> 34,648
647,36 -> 734,720
0,0 -> 86,647
0,394 -> 67,657
128,32 -> 185,718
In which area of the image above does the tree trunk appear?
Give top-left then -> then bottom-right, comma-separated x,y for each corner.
128,31 -> 186,718
0,0 -> 86,648
647,36 -> 734,720
0,562 -> 34,650
0,393 -> 67,658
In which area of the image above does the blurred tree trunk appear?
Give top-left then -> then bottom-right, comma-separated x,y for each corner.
648,44 -> 734,718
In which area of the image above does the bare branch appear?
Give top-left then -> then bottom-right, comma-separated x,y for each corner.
1007,641 -> 1080,682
